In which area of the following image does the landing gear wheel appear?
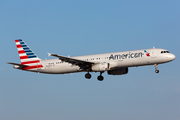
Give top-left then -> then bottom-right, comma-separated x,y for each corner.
154,64 -> 159,74
97,75 -> 104,81
85,73 -> 91,79
155,70 -> 159,73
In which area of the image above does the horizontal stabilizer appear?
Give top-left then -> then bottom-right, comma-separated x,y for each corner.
7,62 -> 28,67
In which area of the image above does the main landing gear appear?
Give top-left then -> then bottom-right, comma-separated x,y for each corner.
154,64 -> 159,73
85,72 -> 104,81
97,72 -> 104,81
85,72 -> 91,79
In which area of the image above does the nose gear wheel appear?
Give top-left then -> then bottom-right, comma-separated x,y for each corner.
154,64 -> 159,73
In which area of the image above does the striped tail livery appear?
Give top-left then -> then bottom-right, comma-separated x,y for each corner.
8,39 -> 43,71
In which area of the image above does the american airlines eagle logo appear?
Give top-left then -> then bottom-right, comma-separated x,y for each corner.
144,50 -> 150,56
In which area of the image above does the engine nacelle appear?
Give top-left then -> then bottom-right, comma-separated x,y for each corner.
107,67 -> 128,75
108,62 -> 118,69
91,63 -> 109,72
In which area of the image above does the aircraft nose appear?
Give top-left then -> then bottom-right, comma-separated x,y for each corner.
168,54 -> 176,61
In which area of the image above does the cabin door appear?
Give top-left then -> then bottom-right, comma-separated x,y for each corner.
151,49 -> 156,58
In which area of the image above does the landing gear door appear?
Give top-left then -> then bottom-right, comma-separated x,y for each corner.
151,48 -> 156,58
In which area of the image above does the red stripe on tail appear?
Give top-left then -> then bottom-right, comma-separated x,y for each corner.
16,45 -> 22,48
15,40 -> 19,42
18,50 -> 25,54
20,56 -> 28,59
21,60 -> 40,65
22,65 -> 43,70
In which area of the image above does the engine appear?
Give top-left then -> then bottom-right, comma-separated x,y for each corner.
107,67 -> 128,75
91,62 -> 109,72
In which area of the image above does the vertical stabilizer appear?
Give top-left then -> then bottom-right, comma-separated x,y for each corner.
15,39 -> 43,70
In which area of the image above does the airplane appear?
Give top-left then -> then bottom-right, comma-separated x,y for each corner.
7,39 -> 176,81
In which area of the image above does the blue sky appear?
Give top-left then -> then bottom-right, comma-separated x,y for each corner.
0,0 -> 180,120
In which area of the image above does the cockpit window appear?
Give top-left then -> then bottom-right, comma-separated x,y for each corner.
161,51 -> 170,53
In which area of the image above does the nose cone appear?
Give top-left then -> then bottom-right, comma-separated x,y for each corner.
167,54 -> 176,61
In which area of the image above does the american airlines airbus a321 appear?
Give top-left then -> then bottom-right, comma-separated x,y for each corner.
8,39 -> 175,81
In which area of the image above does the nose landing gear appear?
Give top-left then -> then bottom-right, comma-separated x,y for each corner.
154,64 -> 159,73
155,70 -> 159,73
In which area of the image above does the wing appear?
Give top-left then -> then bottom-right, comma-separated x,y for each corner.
49,53 -> 95,70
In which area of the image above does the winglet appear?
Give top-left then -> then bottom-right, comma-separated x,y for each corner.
47,52 -> 51,57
